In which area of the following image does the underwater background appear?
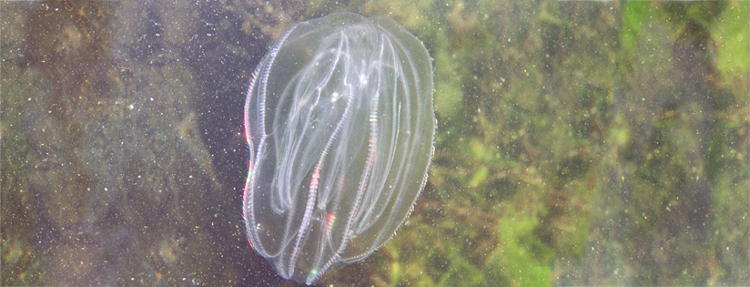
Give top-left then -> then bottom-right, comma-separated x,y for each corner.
2,0 -> 748,286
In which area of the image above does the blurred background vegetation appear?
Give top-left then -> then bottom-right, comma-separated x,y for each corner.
2,0 -> 748,286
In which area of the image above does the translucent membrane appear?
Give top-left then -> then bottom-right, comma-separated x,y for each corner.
242,12 -> 435,284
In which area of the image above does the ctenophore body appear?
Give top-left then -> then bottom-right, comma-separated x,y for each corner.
242,12 -> 435,284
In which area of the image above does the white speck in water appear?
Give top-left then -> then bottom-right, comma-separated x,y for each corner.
331,92 -> 341,102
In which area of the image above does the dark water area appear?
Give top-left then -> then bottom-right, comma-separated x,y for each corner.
2,1 -> 285,286
2,1 -> 748,287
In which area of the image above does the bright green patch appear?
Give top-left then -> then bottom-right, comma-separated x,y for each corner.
712,1 -> 749,90
486,192 -> 553,287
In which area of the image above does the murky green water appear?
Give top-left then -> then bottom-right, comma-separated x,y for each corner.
2,1 -> 748,286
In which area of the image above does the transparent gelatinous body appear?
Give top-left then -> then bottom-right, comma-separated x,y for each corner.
242,12 -> 435,284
